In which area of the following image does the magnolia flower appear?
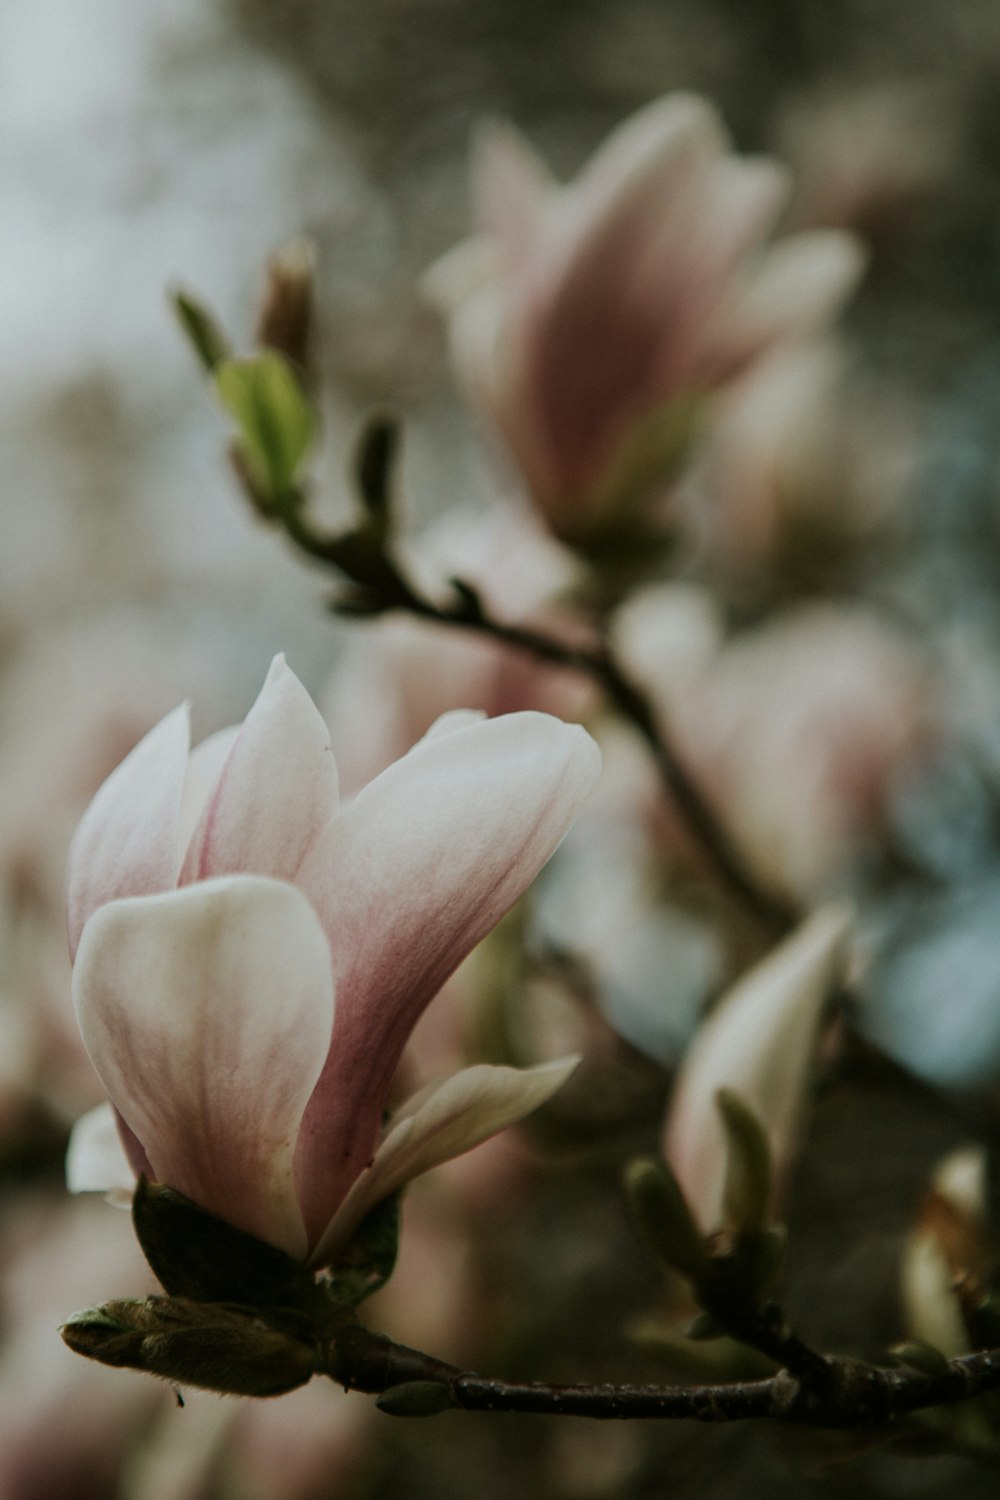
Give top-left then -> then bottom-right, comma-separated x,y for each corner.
426,94 -> 865,542
66,657 -> 601,1267
662,906 -> 851,1233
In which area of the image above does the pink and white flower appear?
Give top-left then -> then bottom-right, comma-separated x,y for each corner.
66,656 -> 601,1266
426,95 -> 865,542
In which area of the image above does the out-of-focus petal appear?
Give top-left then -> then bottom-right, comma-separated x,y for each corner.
293,712 -> 601,1234
66,704 -> 191,960
718,229 -> 867,367
663,904 -> 851,1232
65,1102 -> 136,1201
472,118 -> 553,265
72,876 -> 335,1260
180,656 -> 338,886
311,1058 -> 578,1265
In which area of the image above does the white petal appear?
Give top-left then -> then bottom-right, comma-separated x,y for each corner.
73,876 -> 335,1259
311,1057 -> 578,1266
66,704 -> 190,959
181,656 -> 338,885
65,1102 -> 135,1202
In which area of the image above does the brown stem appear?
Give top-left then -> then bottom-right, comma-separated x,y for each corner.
322,1324 -> 1000,1427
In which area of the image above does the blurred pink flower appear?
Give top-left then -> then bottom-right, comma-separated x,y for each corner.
427,95 -> 865,542
663,906 -> 851,1233
677,344 -> 917,587
617,591 -> 934,898
67,656 -> 600,1265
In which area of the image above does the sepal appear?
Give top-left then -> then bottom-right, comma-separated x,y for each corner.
717,1089 -> 772,1238
132,1179 -> 318,1311
622,1155 -> 708,1281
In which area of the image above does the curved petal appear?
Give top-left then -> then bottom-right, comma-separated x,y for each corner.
293,712 -> 601,1234
65,1102 -> 136,1201
176,724 -> 241,860
72,876 -> 335,1260
180,656 -> 338,885
66,704 -> 191,960
311,1057 -> 578,1266
472,117 -> 554,266
663,904 -> 851,1233
714,230 -> 867,372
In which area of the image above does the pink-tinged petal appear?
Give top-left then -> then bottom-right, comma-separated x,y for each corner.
663,905 -> 851,1233
529,102 -> 725,494
72,876 -> 335,1260
180,656 -> 338,885
66,704 -> 191,960
293,712 -> 601,1234
712,230 -> 867,374
565,95 -> 726,267
472,118 -> 554,266
651,157 -> 790,387
311,1058 -> 578,1266
176,724 -> 241,861
65,1103 -> 136,1201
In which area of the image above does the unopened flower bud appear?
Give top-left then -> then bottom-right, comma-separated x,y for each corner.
256,240 -> 316,372
62,1297 -> 316,1398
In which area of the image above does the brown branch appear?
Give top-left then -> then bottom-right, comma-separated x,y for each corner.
322,1323 -> 1000,1427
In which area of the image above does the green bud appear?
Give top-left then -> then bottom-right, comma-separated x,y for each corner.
376,1380 -> 452,1417
62,1297 -> 316,1398
622,1157 -> 708,1281
889,1339 -> 952,1376
717,1089 -> 772,1237
172,290 -> 231,374
216,351 -> 314,502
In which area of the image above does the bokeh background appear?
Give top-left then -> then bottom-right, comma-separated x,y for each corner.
6,1 -> 1000,1495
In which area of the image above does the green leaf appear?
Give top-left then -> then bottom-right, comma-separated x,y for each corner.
323,1193 -> 401,1310
172,290 -> 230,374
717,1089 -> 772,1237
215,352 -> 314,501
